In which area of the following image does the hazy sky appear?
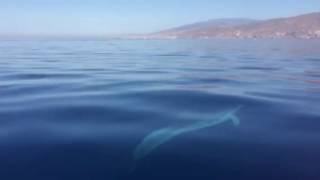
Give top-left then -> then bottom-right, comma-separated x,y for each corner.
1,0 -> 320,36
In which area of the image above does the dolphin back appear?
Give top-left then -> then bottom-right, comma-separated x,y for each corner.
134,127 -> 179,161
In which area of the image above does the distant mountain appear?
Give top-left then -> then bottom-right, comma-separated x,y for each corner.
160,19 -> 257,33
152,12 -> 320,39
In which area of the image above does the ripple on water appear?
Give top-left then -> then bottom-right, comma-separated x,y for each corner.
0,40 -> 320,180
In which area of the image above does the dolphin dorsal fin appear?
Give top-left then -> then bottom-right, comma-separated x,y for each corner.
230,115 -> 240,126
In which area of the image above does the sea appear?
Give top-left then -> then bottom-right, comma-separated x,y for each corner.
0,39 -> 319,180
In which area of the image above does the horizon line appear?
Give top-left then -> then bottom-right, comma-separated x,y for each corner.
0,11 -> 318,39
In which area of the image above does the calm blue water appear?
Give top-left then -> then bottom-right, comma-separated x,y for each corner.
0,39 -> 320,180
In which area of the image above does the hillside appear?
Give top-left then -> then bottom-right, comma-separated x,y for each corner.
153,12 -> 320,39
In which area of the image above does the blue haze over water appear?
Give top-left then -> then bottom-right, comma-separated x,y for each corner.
0,39 -> 320,179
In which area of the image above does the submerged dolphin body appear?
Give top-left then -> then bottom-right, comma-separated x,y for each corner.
131,106 -> 242,171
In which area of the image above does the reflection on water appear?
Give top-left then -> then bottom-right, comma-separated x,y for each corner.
0,39 -> 320,180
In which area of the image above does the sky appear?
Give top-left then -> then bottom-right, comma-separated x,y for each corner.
0,0 -> 320,36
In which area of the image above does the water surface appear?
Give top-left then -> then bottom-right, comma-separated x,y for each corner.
0,39 -> 320,180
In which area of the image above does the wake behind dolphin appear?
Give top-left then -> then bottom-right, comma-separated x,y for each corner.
131,105 -> 243,172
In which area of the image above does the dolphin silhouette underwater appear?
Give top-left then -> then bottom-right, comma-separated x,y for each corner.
131,105 -> 243,172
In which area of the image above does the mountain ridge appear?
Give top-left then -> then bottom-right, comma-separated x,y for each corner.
152,12 -> 320,39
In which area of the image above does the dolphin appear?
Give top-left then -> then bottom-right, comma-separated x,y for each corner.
131,105 -> 242,172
